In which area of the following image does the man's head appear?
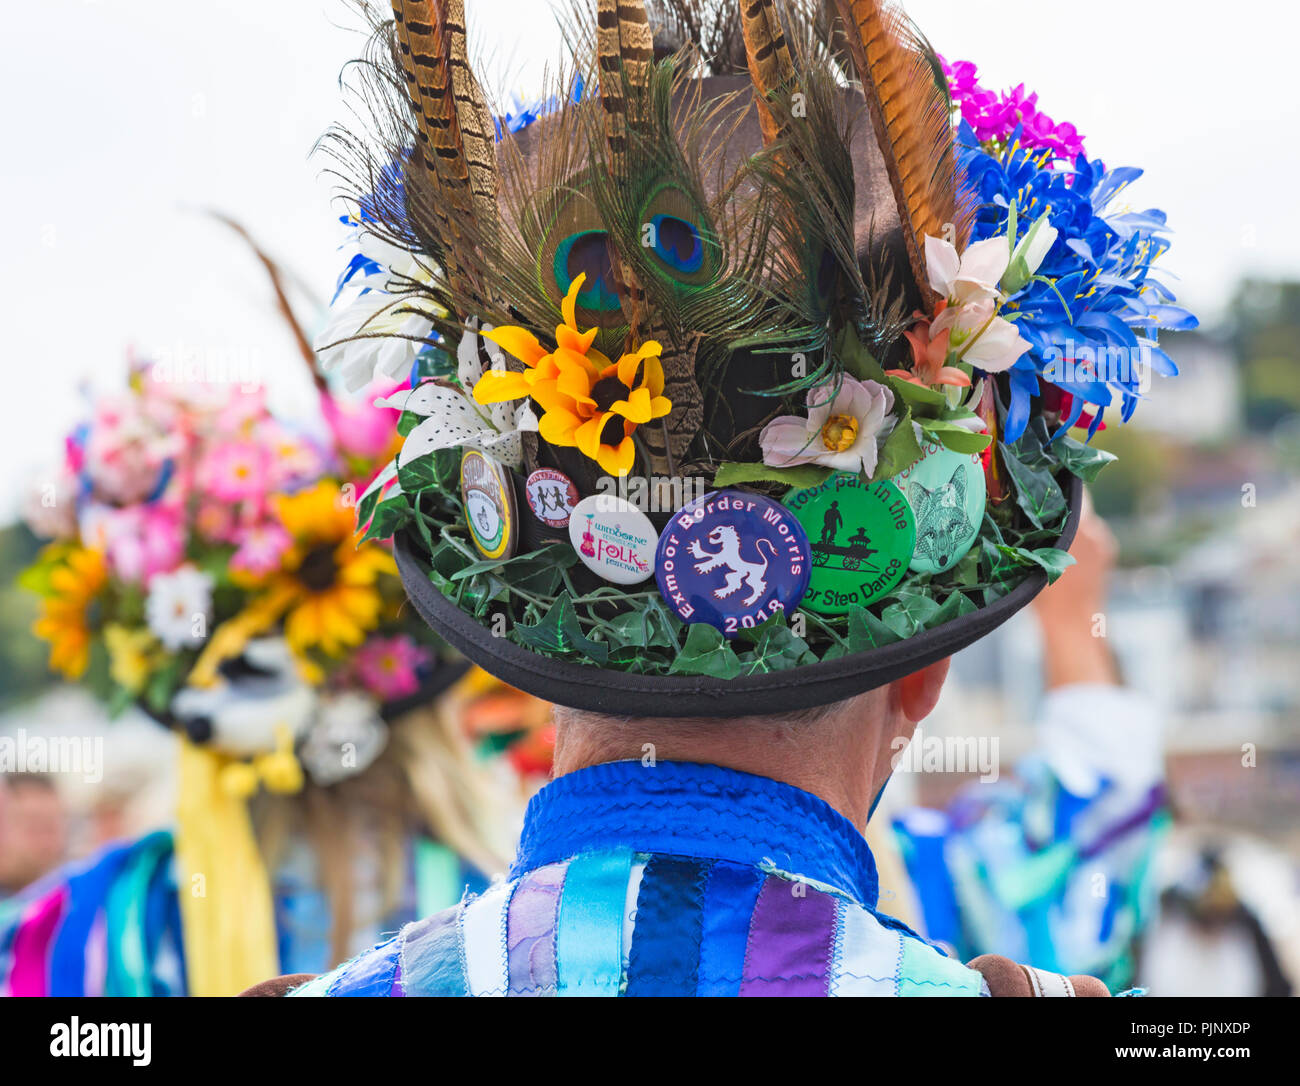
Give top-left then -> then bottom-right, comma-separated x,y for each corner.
0,773 -> 68,893
551,657 -> 951,829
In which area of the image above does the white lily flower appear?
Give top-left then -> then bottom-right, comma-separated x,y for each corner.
933,299 -> 1032,374
925,235 -> 1010,305
374,321 -> 538,471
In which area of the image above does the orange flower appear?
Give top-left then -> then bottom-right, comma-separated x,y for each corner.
472,275 -> 671,477
888,304 -> 972,389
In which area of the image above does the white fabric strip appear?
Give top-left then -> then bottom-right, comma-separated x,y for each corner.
462,880 -> 512,997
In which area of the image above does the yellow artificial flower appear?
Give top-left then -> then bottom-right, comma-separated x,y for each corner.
104,624 -> 160,694
270,481 -> 397,657
193,481 -> 397,685
32,546 -> 107,680
473,274 -> 672,477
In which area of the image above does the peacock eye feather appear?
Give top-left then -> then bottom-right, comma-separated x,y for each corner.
538,184 -> 628,331
553,231 -> 622,313
637,181 -> 719,289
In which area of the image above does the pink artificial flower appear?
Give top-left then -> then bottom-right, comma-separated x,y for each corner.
319,379 -> 404,462
352,636 -> 432,701
939,56 -> 1087,162
230,519 -> 293,577
84,394 -> 181,505
194,501 -> 240,544
263,424 -> 327,491
198,441 -> 268,503
82,503 -> 186,585
760,376 -> 895,477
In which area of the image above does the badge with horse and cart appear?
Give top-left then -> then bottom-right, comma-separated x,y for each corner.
784,474 -> 916,616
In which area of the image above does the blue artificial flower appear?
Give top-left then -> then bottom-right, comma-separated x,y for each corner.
957,122 -> 1197,442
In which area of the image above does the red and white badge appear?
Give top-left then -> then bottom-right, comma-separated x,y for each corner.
524,468 -> 579,529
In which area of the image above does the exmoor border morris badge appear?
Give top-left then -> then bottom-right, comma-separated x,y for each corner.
784,474 -> 916,615
656,490 -> 811,637
461,449 -> 517,560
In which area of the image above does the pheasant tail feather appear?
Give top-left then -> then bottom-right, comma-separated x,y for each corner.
834,0 -> 969,306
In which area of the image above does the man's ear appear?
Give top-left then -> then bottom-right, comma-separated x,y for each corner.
896,657 -> 952,725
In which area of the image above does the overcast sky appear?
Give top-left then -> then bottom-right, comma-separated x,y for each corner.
2,0 -> 1295,518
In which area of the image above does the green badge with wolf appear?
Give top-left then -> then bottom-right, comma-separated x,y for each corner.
785,474 -> 916,616
894,443 -> 988,575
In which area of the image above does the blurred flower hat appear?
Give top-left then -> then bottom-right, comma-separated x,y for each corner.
22,337 -> 466,795
315,0 -> 1195,716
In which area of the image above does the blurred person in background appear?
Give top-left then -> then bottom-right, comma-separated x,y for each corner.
888,496 -> 1168,991
1140,845 -> 1293,997
0,775 -> 68,900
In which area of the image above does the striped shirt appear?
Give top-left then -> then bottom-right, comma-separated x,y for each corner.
296,761 -> 986,997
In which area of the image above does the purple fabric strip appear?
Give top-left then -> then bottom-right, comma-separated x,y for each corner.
505,861 -> 567,996
739,875 -> 837,997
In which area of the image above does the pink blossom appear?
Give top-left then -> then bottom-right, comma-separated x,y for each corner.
760,376 -> 895,478
940,56 -> 1086,162
230,519 -> 292,577
198,441 -> 268,502
82,503 -> 186,585
319,379 -> 404,462
352,636 -> 431,700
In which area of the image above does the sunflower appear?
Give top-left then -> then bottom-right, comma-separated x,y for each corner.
473,274 -> 671,477
270,481 -> 397,658
32,546 -> 108,679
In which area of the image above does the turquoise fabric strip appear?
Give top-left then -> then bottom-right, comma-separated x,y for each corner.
555,848 -> 634,996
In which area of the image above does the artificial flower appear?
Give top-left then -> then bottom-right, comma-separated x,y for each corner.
474,275 -> 671,477
31,546 -> 107,679
352,634 -> 431,700
375,320 -> 537,473
932,298 -> 1032,374
104,624 -> 159,694
760,376 -> 894,477
893,310 -> 969,388
198,440 -> 268,503
230,519 -> 293,577
925,235 -> 1009,306
317,232 -> 446,394
81,503 -> 186,585
145,564 -> 214,651
267,481 -> 395,658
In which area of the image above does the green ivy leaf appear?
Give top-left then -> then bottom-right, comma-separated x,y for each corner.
361,496 -> 413,543
882,594 -> 942,639
1000,442 -> 1067,531
845,605 -> 903,651
712,461 -> 834,491
1054,432 -> 1117,483
669,624 -> 744,679
513,592 -> 609,664
873,407 -> 922,481
735,616 -> 817,674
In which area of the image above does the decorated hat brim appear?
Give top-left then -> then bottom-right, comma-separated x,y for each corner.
395,474 -> 1081,718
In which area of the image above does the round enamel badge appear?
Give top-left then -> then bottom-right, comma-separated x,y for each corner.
784,473 -> 916,615
892,441 -> 987,575
524,468 -> 579,529
461,450 -> 517,560
568,494 -> 659,585
655,490 -> 811,637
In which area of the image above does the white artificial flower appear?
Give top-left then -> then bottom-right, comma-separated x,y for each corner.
933,299 -> 1032,374
316,235 -> 446,393
145,565 -> 214,650
925,235 -> 1010,306
372,319 -> 538,471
